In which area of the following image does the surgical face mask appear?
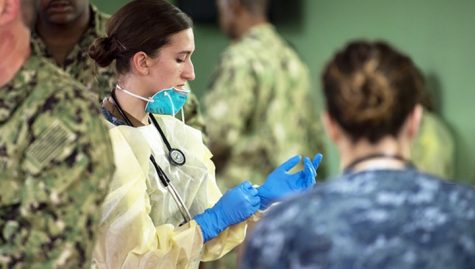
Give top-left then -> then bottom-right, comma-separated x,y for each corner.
145,88 -> 190,115
116,85 -> 190,116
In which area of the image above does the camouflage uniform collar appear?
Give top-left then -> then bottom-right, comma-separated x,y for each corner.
0,56 -> 52,123
241,23 -> 276,41
0,55 -> 41,92
90,4 -> 107,36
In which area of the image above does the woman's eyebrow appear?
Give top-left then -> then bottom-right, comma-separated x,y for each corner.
177,50 -> 193,55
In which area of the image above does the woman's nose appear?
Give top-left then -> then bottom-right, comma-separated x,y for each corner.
182,61 -> 195,81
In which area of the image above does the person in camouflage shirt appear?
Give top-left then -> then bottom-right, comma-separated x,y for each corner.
0,0 -> 114,267
412,110 -> 455,179
204,0 -> 453,185
30,0 -> 205,131
241,41 -> 475,269
204,0 -> 325,191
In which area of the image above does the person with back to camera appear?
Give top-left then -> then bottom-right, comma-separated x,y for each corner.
241,40 -> 475,269
87,1 -> 323,268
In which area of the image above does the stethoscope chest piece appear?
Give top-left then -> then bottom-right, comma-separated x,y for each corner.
169,148 -> 186,166
147,112 -> 186,166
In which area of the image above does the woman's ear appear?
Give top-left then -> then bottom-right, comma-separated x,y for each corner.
130,51 -> 150,76
405,104 -> 424,140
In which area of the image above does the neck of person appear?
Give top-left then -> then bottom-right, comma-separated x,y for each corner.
338,135 -> 411,173
113,77 -> 150,126
233,15 -> 268,41
0,23 -> 31,87
35,9 -> 90,65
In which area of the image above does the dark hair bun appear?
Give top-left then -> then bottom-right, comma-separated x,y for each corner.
322,41 -> 423,143
88,37 -> 118,67
341,59 -> 394,125
95,0 -> 192,74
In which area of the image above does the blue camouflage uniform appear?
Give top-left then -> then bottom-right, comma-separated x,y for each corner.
242,169 -> 475,269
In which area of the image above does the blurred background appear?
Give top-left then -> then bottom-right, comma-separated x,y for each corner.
93,0 -> 475,183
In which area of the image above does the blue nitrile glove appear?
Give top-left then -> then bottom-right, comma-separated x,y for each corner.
194,181 -> 260,242
258,153 -> 323,210
312,153 -> 323,173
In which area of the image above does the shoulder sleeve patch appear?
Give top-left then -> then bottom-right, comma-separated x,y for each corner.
23,120 -> 77,175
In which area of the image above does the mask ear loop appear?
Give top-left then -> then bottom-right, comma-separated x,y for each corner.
116,84 -> 153,102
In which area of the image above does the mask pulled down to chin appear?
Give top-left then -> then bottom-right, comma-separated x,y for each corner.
145,88 -> 190,116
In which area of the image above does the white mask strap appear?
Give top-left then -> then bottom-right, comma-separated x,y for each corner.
116,84 -> 154,103
181,108 -> 185,123
163,90 -> 186,121
174,88 -> 188,122
163,91 -> 176,115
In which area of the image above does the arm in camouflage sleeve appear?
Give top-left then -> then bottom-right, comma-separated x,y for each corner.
204,57 -> 257,172
0,68 -> 114,268
411,111 -> 455,179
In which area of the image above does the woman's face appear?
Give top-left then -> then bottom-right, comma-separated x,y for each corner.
146,28 -> 195,95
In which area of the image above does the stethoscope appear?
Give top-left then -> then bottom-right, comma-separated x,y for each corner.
111,90 -> 192,223
148,114 -> 186,166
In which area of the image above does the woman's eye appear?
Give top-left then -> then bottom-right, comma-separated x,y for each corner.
176,58 -> 185,63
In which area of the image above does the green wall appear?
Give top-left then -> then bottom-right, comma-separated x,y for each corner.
93,0 -> 475,182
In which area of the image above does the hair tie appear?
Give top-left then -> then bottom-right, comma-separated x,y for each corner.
110,36 -> 128,52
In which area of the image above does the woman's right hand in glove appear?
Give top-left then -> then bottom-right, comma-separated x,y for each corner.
194,181 -> 260,242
